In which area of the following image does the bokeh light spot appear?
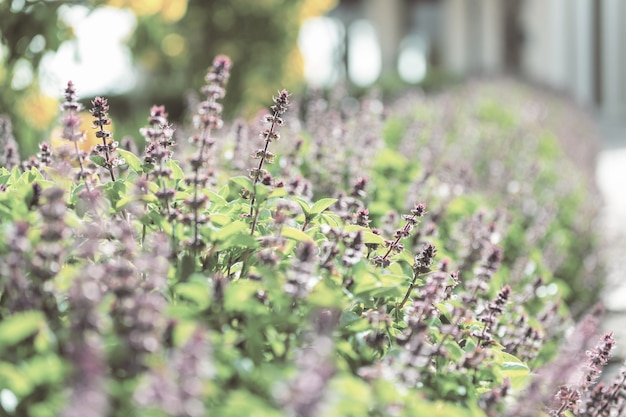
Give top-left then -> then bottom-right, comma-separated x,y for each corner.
161,33 -> 186,57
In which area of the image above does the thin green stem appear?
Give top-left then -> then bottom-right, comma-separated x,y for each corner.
399,271 -> 421,309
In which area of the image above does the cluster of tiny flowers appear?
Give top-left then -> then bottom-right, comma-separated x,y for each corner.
0,185 -> 66,319
184,55 -> 231,250
142,105 -> 178,220
135,328 -> 213,417
551,332 -> 615,416
476,285 -> 511,345
341,230 -> 365,266
373,203 -> 426,268
276,311 -> 337,417
462,246 -> 503,306
104,221 -> 167,377
457,211 -> 499,276
285,240 -> 318,299
142,105 -> 175,164
59,81 -> 92,189
31,187 -> 68,283
61,266 -> 108,417
0,221 -> 34,312
317,225 -> 356,273
90,96 -> 123,181
0,115 -> 20,169
36,142 -> 53,166
61,81 -> 84,141
581,361 -> 626,416
413,242 -> 437,274
397,243 -> 440,310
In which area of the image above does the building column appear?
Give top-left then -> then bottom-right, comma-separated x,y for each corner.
481,0 -> 504,73
602,0 -> 625,118
549,0 -> 568,89
363,0 -> 403,75
573,0 -> 594,105
441,0 -> 468,74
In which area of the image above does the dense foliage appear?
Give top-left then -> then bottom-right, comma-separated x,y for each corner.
0,56 -> 622,417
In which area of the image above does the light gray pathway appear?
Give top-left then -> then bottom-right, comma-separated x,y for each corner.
596,122 -> 626,358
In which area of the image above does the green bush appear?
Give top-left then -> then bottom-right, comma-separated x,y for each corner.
0,61 -> 618,416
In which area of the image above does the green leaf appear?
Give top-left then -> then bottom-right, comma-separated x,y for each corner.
281,226 -> 313,242
116,194 -> 157,211
210,214 -> 231,227
174,280 -> 210,309
178,254 -> 197,282
230,176 -> 253,191
293,196 -> 311,217
215,220 -> 249,242
0,311 -> 44,351
339,311 -> 361,327
253,183 -> 271,203
166,159 -> 184,180
415,401 -> 487,417
217,184 -> 230,199
212,220 -> 257,249
344,224 -> 385,245
223,232 -> 258,249
327,374 -> 372,416
217,390 -> 283,417
117,149 -> 142,172
103,180 -> 127,208
206,190 -> 227,207
21,355 -> 65,387
268,187 -> 287,199
353,271 -> 405,298
310,198 -> 337,215
443,340 -> 464,361
362,230 -> 385,245
318,212 -> 342,227
493,350 -> 531,390
224,281 -> 264,313
308,279 -> 344,307
173,321 -> 198,346
0,363 -> 31,396
89,155 -> 107,167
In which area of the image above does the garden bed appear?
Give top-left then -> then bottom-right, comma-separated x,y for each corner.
0,60 -> 618,416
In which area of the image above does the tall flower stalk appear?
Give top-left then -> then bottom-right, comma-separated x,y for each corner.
90,97 -> 117,182
248,89 -> 291,235
142,106 -> 176,217
61,81 -> 91,191
184,55 -> 231,252
373,203 -> 426,268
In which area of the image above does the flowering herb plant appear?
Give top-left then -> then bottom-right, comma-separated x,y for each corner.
0,57 -> 618,417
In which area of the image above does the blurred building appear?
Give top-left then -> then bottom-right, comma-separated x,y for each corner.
321,0 -> 623,120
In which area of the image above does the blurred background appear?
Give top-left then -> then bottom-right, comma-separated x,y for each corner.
2,0 -> 626,342
2,0 -> 626,152
2,0 -> 626,155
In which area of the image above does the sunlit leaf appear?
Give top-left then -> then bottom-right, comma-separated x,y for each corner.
89,155 -> 107,167
0,311 -> 44,351
281,226 -> 313,242
117,149 -> 142,172
310,197 -> 337,215
166,159 -> 184,180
